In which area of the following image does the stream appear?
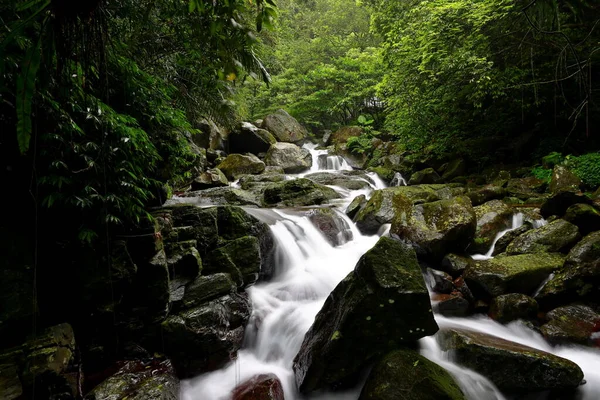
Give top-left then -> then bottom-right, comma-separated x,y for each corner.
181,145 -> 600,400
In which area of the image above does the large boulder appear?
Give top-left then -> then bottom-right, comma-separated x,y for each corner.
464,253 -> 565,299
345,194 -> 367,219
194,119 -> 227,151
549,165 -> 582,194
217,154 -> 266,180
157,293 -> 251,378
564,203 -> 600,235
471,200 -> 513,253
391,196 -> 477,261
261,109 -> 308,144
354,189 -> 412,235
177,186 -> 262,207
205,236 -> 261,287
540,190 -> 592,218
231,374 -> 284,400
432,293 -> 471,317
329,126 -> 362,145
305,172 -> 372,191
437,329 -> 584,393
84,359 -> 179,400
408,168 -> 442,185
506,219 -> 580,255
191,168 -> 228,191
293,237 -> 438,393
264,142 -> 312,173
488,293 -> 539,323
262,178 -> 340,207
467,184 -> 507,206
306,208 -> 353,246
535,231 -> 600,308
174,273 -> 236,311
506,177 -> 547,199
359,349 -> 466,400
229,122 -> 277,155
541,305 -> 600,345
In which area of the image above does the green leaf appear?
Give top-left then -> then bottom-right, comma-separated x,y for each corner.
16,38 -> 42,154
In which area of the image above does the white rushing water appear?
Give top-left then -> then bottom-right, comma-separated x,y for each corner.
303,143 -> 353,173
471,213 -> 525,260
390,172 -> 407,186
181,145 -> 599,400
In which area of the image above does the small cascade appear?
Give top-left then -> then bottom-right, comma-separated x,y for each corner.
471,213 -> 524,260
303,143 -> 352,172
390,172 -> 407,186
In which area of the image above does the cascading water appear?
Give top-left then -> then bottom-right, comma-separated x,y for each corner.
390,172 -> 407,186
471,213 -> 525,260
303,143 -> 352,172
181,145 -> 599,400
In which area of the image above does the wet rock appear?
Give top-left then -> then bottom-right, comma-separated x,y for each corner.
332,143 -> 368,169
453,276 -> 476,305
492,222 -> 532,256
262,178 -> 340,207
540,190 -> 592,218
506,177 -> 547,199
229,122 -> 277,155
541,305 -> 600,345
441,253 -> 472,277
176,273 -> 236,311
85,359 -> 179,400
305,172 -> 371,191
265,142 -> 312,173
330,126 -> 363,145
408,168 -> 442,185
261,109 -> 308,144
238,173 -> 287,195
194,119 -> 227,151
550,165 -> 582,194
127,250 -> 170,322
464,253 -> 565,299
471,200 -> 513,253
467,184 -> 507,206
506,219 -> 580,255
191,168 -> 228,190
359,348 -> 466,400
177,186 -> 263,207
354,189 -> 412,235
217,154 -> 266,180
564,203 -> 600,235
437,329 -> 584,392
345,194 -> 367,220
536,231 -> 600,308
205,236 -> 261,287
231,374 -> 284,400
306,208 -> 353,246
391,196 -> 477,262
426,268 -> 454,294
165,240 -> 202,281
157,293 -> 251,378
293,237 -> 438,393
489,294 -> 539,323
432,293 -> 470,317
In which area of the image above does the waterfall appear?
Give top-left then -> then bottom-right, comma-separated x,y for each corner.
471,213 -> 524,261
390,172 -> 407,186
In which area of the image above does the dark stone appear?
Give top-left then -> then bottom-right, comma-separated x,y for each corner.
306,208 -> 353,246
540,190 -> 592,218
261,109 -> 308,144
489,294 -> 539,323
265,142 -> 312,173
506,219 -> 580,255
425,268 -> 454,294
441,253 -> 472,277
492,222 -> 532,256
432,293 -> 470,317
205,236 -> 261,287
346,194 -> 367,220
408,168 -> 442,185
437,329 -> 584,393
359,348 -> 466,400
191,168 -> 228,190
176,273 -> 236,311
229,122 -> 276,155
467,184 -> 507,206
231,374 -> 285,400
262,178 -> 340,207
549,165 -> 582,194
293,237 -> 438,393
564,203 -> 600,235
541,305 -> 600,346
471,200 -> 512,253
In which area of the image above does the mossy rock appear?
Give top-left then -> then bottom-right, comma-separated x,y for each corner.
541,305 -> 600,346
229,122 -> 277,155
354,188 -> 412,234
408,168 -> 442,185
535,231 -> 600,308
264,142 -> 312,173
261,109 -> 309,144
467,184 -> 507,206
437,329 -> 583,393
262,178 -> 340,207
205,236 -> 261,287
564,203 -> 600,235
359,348 -> 466,400
550,165 -> 582,194
506,177 -> 547,199
439,158 -> 467,182
492,222 -> 533,256
217,154 -> 266,180
540,190 -> 592,218
489,293 -> 539,323
345,194 -> 367,220
440,253 -> 472,277
391,196 -> 477,262
305,171 -> 372,191
306,208 -> 353,246
293,237 -> 438,393
506,219 -> 580,255
178,186 -> 262,207
330,126 -> 363,145
464,252 -> 565,299
471,200 -> 513,253
367,166 -> 395,182
191,168 -> 228,191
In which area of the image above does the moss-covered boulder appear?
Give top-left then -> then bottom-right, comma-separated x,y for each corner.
466,184 -> 507,206
564,203 -> 600,235
156,293 -> 250,378
408,168 -> 442,185
231,374 -> 284,400
345,194 -> 367,219
489,293 -> 539,323
506,177 -> 547,199
330,126 -> 362,145
464,253 -> 565,299
354,189 -> 412,234
550,165 -> 582,194
261,109 -> 308,144
391,196 -> 477,261
165,240 -> 202,281
264,142 -> 312,173
305,172 -> 372,191
359,348 -> 466,400
174,273 -> 236,311
540,190 -> 592,218
229,122 -> 277,155
262,178 -> 340,207
205,236 -> 262,287
177,186 -> 263,207
471,200 -> 513,253
492,222 -> 533,256
217,154 -> 266,180
306,208 -> 352,246
541,305 -> 600,346
535,231 -> 600,308
432,293 -> 471,317
437,329 -> 584,393
84,359 -> 179,400
441,253 -> 472,277
506,219 -> 580,255
191,168 -> 228,191
293,237 -> 438,393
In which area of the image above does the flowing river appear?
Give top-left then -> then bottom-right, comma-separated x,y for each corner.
181,145 -> 600,400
